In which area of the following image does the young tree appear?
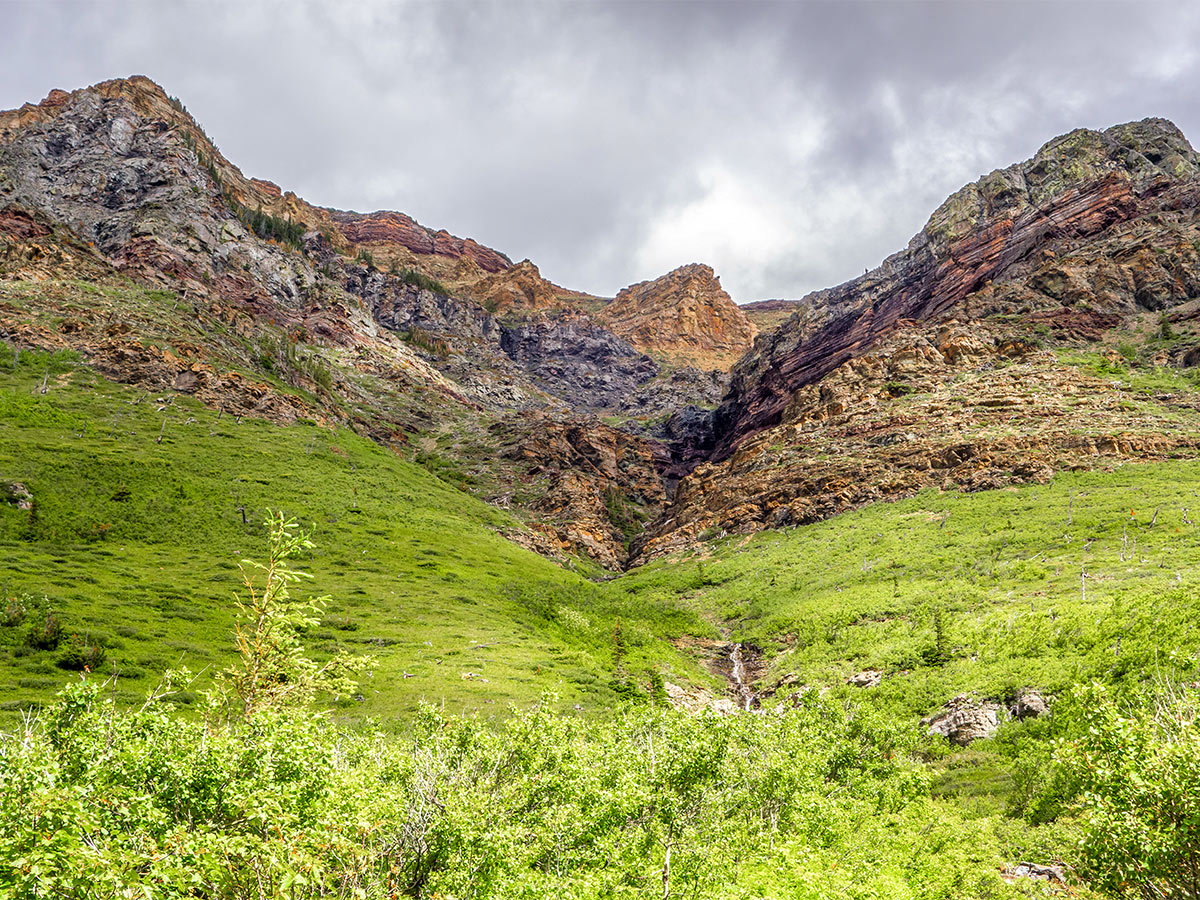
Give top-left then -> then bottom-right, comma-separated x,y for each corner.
216,510 -> 373,717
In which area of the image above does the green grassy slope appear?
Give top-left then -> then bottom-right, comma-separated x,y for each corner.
615,456 -> 1200,811
0,348 -> 708,723
619,462 -> 1200,704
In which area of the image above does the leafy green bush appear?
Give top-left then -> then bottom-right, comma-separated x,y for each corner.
1,597 -> 27,628
215,511 -> 373,717
55,634 -> 106,672
0,679 -> 933,899
1056,681 -> 1200,899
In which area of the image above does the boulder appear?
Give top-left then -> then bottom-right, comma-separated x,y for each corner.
847,669 -> 883,688
1010,688 -> 1049,720
923,695 -> 1000,746
1003,862 -> 1065,884
1,482 -> 33,511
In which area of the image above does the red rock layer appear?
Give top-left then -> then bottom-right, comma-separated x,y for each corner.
329,209 -> 511,273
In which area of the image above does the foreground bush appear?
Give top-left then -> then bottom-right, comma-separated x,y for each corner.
0,515 -> 1043,899
0,679 -> 947,899
1057,681 -> 1200,899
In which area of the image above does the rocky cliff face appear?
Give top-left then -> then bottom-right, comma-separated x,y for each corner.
637,117 -> 1200,560
499,313 -> 657,410
739,298 -> 804,337
328,209 -> 511,273
600,263 -> 757,369
0,75 -> 724,570
708,119 -> 1200,463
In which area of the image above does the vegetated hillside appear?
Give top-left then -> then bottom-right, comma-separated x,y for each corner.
5,429 -> 1198,897
619,459 -> 1200,797
0,347 -> 711,724
0,75 -> 735,569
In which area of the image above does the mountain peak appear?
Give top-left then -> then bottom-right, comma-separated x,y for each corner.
600,263 -> 756,369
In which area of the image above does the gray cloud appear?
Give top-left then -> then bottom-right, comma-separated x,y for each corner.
3,0 -> 1200,300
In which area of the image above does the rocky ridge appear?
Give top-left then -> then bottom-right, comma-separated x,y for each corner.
637,118 -> 1200,560
328,208 -> 512,273
710,119 -> 1200,462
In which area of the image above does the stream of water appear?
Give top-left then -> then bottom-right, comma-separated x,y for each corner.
729,643 -> 754,711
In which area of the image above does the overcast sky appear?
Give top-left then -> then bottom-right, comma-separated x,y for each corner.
3,1 -> 1200,301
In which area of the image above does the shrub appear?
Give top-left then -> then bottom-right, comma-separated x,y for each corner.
391,266 -> 448,295
215,511 -> 373,717
253,333 -> 335,392
56,634 -> 106,671
1,596 -> 27,627
401,326 -> 449,357
228,200 -> 306,250
1056,681 -> 1200,899
24,612 -> 64,650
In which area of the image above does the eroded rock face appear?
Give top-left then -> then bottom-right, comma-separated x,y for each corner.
601,264 -> 757,369
499,313 -> 657,411
467,260 -> 564,313
0,77 -> 663,569
637,118 -> 1200,560
490,414 -> 670,569
636,313 -> 1200,560
328,209 -> 511,273
709,118 -> 1200,464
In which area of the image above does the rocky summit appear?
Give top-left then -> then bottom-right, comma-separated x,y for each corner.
600,263 -> 757,369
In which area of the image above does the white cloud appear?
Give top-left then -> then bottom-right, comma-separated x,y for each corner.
2,0 -> 1200,301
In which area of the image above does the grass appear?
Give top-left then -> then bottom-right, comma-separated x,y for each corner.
618,464 -> 1200,710
0,348 -> 709,725
613,456 -> 1200,822
6,340 -> 1200,735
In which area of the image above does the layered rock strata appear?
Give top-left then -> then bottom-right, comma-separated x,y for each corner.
601,263 -> 757,369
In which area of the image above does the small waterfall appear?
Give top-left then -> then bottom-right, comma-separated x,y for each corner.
729,643 -> 754,711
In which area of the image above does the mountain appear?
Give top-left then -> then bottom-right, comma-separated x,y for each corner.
0,76 -> 739,569
6,77 -> 1200,575
6,74 -> 1200,900
637,117 -> 1200,559
600,263 -> 757,368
